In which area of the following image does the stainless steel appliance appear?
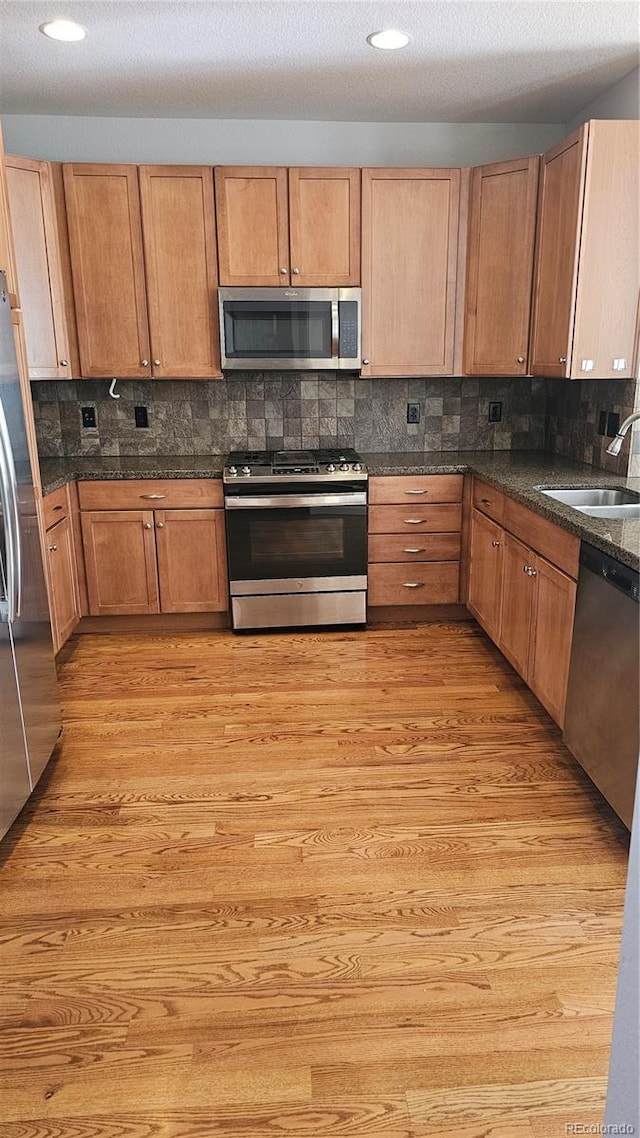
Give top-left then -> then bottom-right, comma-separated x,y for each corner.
223,448 -> 367,630
564,543 -> 639,829
218,287 -> 361,370
0,270 -> 61,842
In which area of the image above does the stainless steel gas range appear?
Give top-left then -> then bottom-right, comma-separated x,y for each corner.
223,448 -> 368,630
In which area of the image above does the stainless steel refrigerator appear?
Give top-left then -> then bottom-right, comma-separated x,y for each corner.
1,269 -> 61,842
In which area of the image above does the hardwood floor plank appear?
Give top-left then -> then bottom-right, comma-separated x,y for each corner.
0,624 -> 627,1133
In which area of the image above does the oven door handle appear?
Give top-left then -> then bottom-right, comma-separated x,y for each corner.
225,492 -> 367,509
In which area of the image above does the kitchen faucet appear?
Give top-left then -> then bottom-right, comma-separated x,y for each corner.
606,411 -> 640,456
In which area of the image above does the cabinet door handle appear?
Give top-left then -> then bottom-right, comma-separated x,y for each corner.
59,359 -> 68,366
156,521 -> 165,528
491,540 -> 500,547
141,359 -> 149,367
362,358 -> 370,366
49,544 -> 58,552
516,356 -> 525,364
143,522 -> 153,530
402,582 -> 424,588
141,493 -> 166,499
403,547 -> 425,553
292,267 -> 300,275
559,357 -> 567,364
279,267 -> 287,275
153,359 -> 161,367
404,489 -> 427,495
403,519 -> 425,524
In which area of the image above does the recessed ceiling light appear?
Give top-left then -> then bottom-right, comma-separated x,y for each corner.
39,19 -> 87,42
366,29 -> 410,51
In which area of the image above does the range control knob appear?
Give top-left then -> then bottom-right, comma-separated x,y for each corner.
228,465 -> 237,475
241,465 -> 251,475
326,463 -> 336,472
353,463 -> 362,472
339,463 -> 350,472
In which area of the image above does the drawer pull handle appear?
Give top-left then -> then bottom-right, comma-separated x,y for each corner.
480,498 -> 491,504
404,489 -> 427,495
403,547 -> 425,553
141,493 -> 166,500
403,519 -> 425,524
53,504 -> 63,511
402,582 -> 423,588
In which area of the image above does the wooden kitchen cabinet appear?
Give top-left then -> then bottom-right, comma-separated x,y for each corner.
79,480 -> 228,617
368,474 -> 462,609
5,155 -> 77,379
468,480 -> 579,727
139,165 -> 221,378
63,163 -> 222,378
531,120 -> 640,379
42,484 -> 82,652
463,156 -> 539,376
466,508 -> 503,641
361,168 -> 461,377
215,165 -> 360,287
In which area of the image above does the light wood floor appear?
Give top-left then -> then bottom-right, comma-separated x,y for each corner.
0,622 -> 630,1137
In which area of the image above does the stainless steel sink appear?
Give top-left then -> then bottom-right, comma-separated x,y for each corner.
537,487 -> 640,506
575,504 -> 640,519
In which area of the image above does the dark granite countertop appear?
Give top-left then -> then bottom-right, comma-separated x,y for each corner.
40,449 -> 640,571
39,454 -> 226,495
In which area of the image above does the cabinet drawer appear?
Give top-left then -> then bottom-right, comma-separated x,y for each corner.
368,532 -> 461,563
78,479 -> 223,511
368,503 -> 462,534
503,496 -> 579,579
43,483 -> 70,529
369,474 -> 463,504
368,562 -> 460,606
472,478 -> 506,524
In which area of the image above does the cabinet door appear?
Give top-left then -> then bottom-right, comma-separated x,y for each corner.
466,508 -> 503,640
571,120 -> 640,380
464,156 -> 539,376
63,164 -> 151,377
361,169 -> 460,377
288,168 -> 360,286
155,510 -> 228,613
529,555 -> 576,728
139,166 -> 222,379
81,510 -> 159,615
5,156 -> 72,379
46,516 -> 80,652
498,532 -> 535,681
215,167 -> 289,285
530,127 -> 588,378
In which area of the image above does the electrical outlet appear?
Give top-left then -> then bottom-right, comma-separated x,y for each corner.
81,406 -> 96,428
407,402 -> 420,424
134,405 -> 149,428
606,411 -> 620,438
488,401 -> 502,423
598,411 -> 607,436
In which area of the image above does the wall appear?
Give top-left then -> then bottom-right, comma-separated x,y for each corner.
1,115 -> 565,166
31,374 -> 547,458
566,65 -> 640,130
545,378 -> 636,477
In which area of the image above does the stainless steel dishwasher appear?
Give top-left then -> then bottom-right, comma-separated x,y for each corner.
564,543 -> 639,829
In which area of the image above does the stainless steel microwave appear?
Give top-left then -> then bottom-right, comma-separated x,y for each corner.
218,287 -> 361,371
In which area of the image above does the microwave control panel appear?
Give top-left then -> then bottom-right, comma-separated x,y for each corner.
338,301 -> 359,360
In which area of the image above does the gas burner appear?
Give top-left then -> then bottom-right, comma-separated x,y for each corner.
223,447 -> 367,484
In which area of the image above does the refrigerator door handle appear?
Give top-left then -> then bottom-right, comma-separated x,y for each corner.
0,396 -> 21,621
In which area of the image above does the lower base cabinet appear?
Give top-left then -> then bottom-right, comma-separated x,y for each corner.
46,515 -> 81,649
467,494 -> 578,728
81,507 -> 229,616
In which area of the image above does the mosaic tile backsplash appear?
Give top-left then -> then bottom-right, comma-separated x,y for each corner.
32,374 -> 547,458
545,377 -> 636,476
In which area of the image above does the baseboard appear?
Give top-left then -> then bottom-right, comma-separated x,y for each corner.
367,603 -> 472,626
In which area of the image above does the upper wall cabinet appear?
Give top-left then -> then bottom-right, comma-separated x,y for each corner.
63,163 -> 222,379
5,156 -> 78,380
463,155 -> 539,376
215,166 -> 360,287
361,168 -> 461,377
531,120 -> 640,380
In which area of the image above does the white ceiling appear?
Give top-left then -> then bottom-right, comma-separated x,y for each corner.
0,0 -> 638,123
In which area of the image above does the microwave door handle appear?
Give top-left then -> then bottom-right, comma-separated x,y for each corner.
331,299 -> 339,363
0,398 -> 20,622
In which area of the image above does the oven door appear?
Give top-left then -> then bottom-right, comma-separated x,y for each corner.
225,489 -> 367,595
219,288 -> 337,370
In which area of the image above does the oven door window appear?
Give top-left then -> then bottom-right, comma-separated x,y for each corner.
223,301 -> 333,360
226,505 -> 366,582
